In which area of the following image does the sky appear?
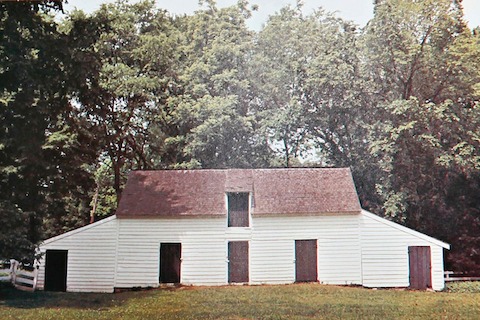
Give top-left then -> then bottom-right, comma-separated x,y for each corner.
63,0 -> 480,31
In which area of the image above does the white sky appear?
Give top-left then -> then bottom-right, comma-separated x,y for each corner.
63,0 -> 480,30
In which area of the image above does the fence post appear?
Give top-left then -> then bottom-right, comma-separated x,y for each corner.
32,265 -> 39,291
10,259 -> 18,286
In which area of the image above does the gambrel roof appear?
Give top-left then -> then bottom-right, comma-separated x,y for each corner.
116,168 -> 361,218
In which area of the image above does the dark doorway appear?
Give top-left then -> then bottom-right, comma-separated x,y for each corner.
409,246 -> 432,289
159,243 -> 182,283
295,240 -> 318,282
228,241 -> 249,283
44,250 -> 68,292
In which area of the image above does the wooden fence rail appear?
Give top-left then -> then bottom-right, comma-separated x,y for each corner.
0,261 -> 12,282
0,259 -> 38,291
444,271 -> 480,282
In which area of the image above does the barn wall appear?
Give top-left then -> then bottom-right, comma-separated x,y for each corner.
359,210 -> 447,291
37,210 -> 448,292
251,215 -> 362,285
37,216 -> 118,293
114,214 -> 362,287
115,217 -> 228,287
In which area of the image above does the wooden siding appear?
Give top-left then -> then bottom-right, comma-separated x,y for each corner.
251,215 -> 362,285
37,216 -> 118,293
114,214 -> 363,288
115,217 -> 227,287
37,210 -> 449,292
360,210 -> 447,291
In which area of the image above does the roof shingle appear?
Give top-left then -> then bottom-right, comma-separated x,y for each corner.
116,168 -> 361,218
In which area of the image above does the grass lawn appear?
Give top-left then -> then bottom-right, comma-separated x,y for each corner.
1,282 -> 480,319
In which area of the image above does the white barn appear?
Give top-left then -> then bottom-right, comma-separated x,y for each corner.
37,168 -> 450,292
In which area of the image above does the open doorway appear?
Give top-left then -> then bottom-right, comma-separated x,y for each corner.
44,250 -> 68,292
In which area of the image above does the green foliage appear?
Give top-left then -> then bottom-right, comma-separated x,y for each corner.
170,1 -> 270,168
89,159 -> 127,220
66,0 -> 184,198
0,201 -> 35,262
365,0 -> 474,102
366,0 -> 480,272
181,95 -> 260,168
370,98 -> 480,270
0,1 -> 98,258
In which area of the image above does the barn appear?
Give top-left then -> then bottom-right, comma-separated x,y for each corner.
37,168 -> 450,292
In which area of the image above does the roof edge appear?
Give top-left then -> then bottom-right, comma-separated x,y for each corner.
252,210 -> 361,216
361,210 -> 450,249
347,168 -> 363,211
40,215 -> 117,246
116,214 -> 225,219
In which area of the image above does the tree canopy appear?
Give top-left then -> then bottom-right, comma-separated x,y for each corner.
1,0 -> 479,273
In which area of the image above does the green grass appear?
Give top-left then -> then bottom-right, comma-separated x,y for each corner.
446,281 -> 480,293
1,282 -> 480,319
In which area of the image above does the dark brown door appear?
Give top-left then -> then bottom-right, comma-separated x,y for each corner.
160,243 -> 181,283
295,240 -> 318,282
44,250 -> 68,292
409,246 -> 432,289
228,241 -> 249,283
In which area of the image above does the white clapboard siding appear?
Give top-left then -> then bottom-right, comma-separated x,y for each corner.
250,239 -> 294,284
37,216 -> 118,293
115,217 -> 227,287
360,210 -> 449,291
115,214 -> 363,287
251,215 -> 362,285
38,210 -> 449,292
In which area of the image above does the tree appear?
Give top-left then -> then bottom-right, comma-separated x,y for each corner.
0,0 -> 97,260
88,159 -> 122,222
251,5 -> 314,167
365,0 -> 473,103
68,0 -> 182,200
0,201 -> 36,263
365,0 -> 480,273
251,4 -> 380,212
370,98 -> 480,272
170,0 -> 269,168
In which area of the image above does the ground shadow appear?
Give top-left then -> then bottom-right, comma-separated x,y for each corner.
0,282 -> 152,310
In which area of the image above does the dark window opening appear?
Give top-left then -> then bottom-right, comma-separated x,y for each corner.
228,192 -> 249,227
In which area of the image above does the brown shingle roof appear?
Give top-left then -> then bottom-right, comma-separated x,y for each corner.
116,168 -> 361,218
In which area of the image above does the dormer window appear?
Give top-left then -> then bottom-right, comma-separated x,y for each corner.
227,192 -> 250,227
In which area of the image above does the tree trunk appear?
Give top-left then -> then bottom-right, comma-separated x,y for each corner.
90,185 -> 99,224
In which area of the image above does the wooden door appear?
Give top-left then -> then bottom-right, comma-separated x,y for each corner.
228,241 -> 249,283
44,250 -> 68,292
295,240 -> 318,282
160,243 -> 181,283
409,246 -> 432,289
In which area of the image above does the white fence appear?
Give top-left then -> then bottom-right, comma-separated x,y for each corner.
0,261 -> 11,282
0,260 -> 38,291
444,271 -> 480,282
